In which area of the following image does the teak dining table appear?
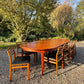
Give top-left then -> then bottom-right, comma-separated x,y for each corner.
20,38 -> 70,75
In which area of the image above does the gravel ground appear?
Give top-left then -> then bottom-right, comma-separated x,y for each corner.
0,41 -> 84,84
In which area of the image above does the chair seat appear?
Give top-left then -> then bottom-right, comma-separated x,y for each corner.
44,51 -> 62,60
12,56 -> 30,64
18,51 -> 34,54
24,51 -> 34,54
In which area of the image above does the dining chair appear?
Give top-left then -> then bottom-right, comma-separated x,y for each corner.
63,43 -> 70,63
44,46 -> 64,76
7,46 -> 30,82
16,41 -> 38,62
68,40 -> 77,59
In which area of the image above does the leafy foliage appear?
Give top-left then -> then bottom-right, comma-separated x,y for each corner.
0,0 -> 84,42
74,0 -> 84,40
0,0 -> 57,41
49,3 -> 74,39
0,9 -> 13,42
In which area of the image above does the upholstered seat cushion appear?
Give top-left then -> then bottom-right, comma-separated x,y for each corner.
23,51 -> 34,54
18,51 -> 34,54
12,56 -> 30,64
44,51 -> 62,60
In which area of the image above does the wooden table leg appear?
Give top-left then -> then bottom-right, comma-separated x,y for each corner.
41,51 -> 45,75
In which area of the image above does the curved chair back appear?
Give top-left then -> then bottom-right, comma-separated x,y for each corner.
7,46 -> 15,64
56,46 -> 63,58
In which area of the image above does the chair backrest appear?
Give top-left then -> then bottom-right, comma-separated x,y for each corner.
68,40 -> 77,49
56,46 -> 63,59
16,41 -> 29,56
16,42 -> 23,56
73,40 -> 77,47
7,46 -> 15,64
68,41 -> 73,48
63,43 -> 69,52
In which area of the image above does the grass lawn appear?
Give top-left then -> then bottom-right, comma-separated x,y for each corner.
0,42 -> 16,50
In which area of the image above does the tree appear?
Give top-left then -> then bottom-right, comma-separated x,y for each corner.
0,8 -> 12,42
0,0 -> 57,41
0,0 -> 36,41
49,3 -> 74,39
75,0 -> 84,40
28,0 -> 57,39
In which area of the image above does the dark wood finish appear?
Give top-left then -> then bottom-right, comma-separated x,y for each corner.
7,46 -> 30,82
20,38 -> 70,75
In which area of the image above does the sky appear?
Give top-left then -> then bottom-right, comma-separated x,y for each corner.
59,0 -> 80,10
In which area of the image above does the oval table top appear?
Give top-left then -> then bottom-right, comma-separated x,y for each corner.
20,39 -> 70,52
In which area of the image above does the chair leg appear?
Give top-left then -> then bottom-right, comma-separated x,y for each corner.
72,50 -> 74,59
75,48 -> 76,56
62,57 -> 64,69
9,66 -> 12,82
74,46 -> 76,56
56,61 -> 58,76
14,69 -> 15,72
68,52 -> 71,63
34,53 -> 38,63
14,65 -> 15,72
34,53 -> 36,63
27,63 -> 30,80
36,53 -> 38,62
48,58 -> 50,67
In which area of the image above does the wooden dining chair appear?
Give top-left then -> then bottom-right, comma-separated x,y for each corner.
7,46 -> 30,82
16,41 -> 38,62
44,46 -> 64,76
63,43 -> 70,63
68,40 -> 77,59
